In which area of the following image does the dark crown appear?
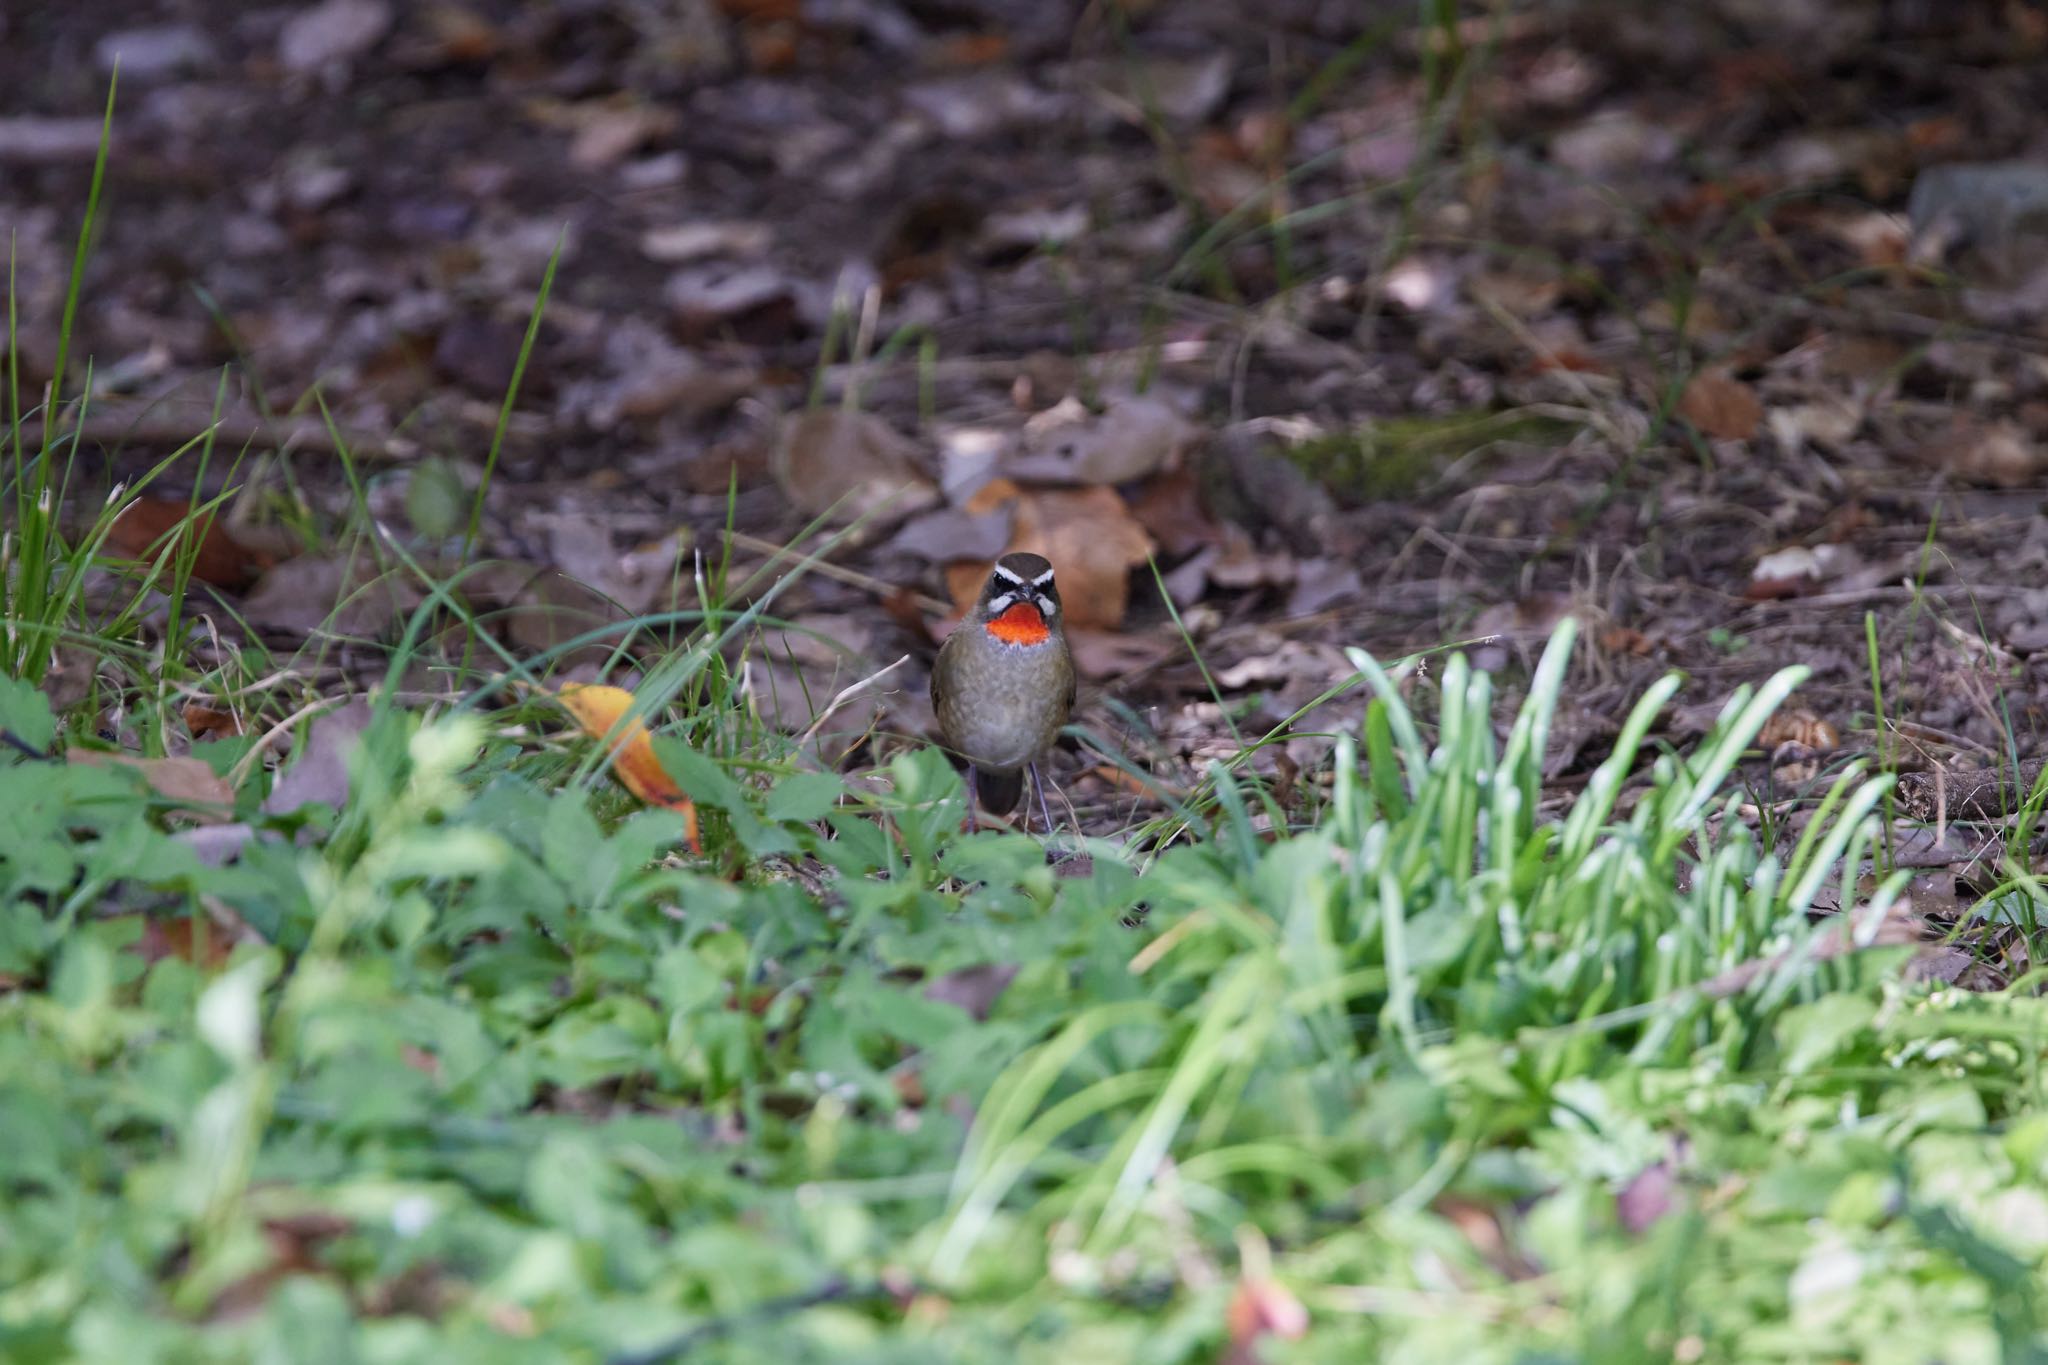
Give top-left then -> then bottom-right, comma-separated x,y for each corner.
984,553 -> 1060,606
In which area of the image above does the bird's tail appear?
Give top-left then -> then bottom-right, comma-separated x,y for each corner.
972,766 -> 1023,815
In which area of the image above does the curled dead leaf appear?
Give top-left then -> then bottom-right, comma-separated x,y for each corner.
1004,393 -> 1195,486
1599,626 -> 1654,656
1676,367 -> 1762,441
1940,418 -> 2045,488
242,554 -> 424,639
1747,544 -> 1853,600
772,408 -> 938,527
264,701 -> 372,817
1758,706 -> 1840,752
123,916 -> 236,971
105,497 -> 277,592
1066,627 -> 1177,681
557,683 -> 701,851
1127,468 -> 1224,558
183,701 -> 243,740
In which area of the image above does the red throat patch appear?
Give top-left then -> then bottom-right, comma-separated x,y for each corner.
984,601 -> 1050,646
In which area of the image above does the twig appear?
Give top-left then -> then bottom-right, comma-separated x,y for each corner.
797,653 -> 910,748
2,729 -> 52,761
71,405 -> 387,460
1897,759 -> 2048,824
1696,905 -> 1920,1000
721,529 -> 952,615
225,696 -> 347,791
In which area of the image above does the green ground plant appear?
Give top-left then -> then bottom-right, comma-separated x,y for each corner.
6,613 -> 2046,1363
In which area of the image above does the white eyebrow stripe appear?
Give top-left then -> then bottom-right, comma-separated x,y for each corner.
1030,569 -> 1055,586
991,563 -> 1025,584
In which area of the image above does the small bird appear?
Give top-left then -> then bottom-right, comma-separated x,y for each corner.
930,552 -> 1076,833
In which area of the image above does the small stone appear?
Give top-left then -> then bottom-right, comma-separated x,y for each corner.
94,25 -> 218,81
279,0 -> 394,77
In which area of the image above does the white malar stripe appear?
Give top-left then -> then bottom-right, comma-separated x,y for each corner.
987,593 -> 1015,614
991,563 -> 1026,585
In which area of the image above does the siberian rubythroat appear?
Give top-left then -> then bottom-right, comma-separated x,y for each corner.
930,552 -> 1076,832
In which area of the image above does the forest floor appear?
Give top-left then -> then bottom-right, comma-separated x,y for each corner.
10,0 -> 2048,835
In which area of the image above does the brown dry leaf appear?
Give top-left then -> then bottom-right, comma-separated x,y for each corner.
1188,128 -> 1273,217
1676,367 -> 1762,441
924,963 -> 1018,1021
108,915 -> 236,972
557,683 -> 701,852
948,482 -> 1155,630
1005,394 -> 1195,486
1087,762 -> 1160,799
105,498 -> 276,592
415,5 -> 500,64
1128,469 -> 1225,558
1067,627 -> 1177,681
740,20 -> 799,73
928,31 -> 1010,66
1206,524 -> 1295,592
1468,262 -> 1564,317
457,556 -> 629,665
891,1066 -> 927,1108
1746,544 -> 1850,601
1083,51 -> 1232,128
1017,485 -> 1156,628
666,263 -> 797,337
265,701 -> 372,816
1942,418 -> 2045,487
1767,396 -> 1862,454
67,750 -> 235,823
771,408 -> 937,525
884,506 -> 1014,564
1599,626 -> 1654,656
714,0 -> 801,19
183,701 -> 243,740
1551,110 -> 1678,178
568,101 -> 677,169
242,554 -> 424,639
1639,294 -> 1737,340
1759,706 -> 1841,751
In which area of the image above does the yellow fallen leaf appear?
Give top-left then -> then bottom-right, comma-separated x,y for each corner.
557,683 -> 700,852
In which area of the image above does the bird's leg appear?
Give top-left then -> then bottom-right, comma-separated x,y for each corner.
1031,761 -> 1056,838
964,763 -> 980,833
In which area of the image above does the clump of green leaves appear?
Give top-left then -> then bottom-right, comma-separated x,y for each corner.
9,620 -> 2044,1362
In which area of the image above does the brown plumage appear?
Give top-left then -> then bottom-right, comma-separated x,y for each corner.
930,552 -> 1076,829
